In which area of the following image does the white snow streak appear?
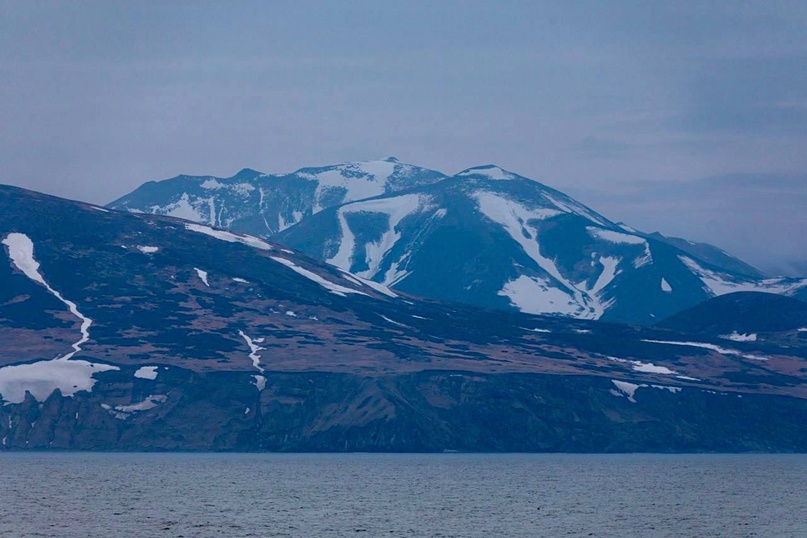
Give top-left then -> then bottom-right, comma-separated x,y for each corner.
328,194 -> 425,283
1,233 -> 119,403
475,194 -> 614,318
185,223 -> 273,251
271,256 -> 368,297
239,330 -> 266,391
641,339 -> 769,361
679,256 -> 807,296
661,278 -> 672,292
458,165 -> 516,181
3,233 -> 91,361
194,268 -> 210,287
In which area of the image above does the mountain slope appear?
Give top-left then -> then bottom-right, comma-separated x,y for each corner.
275,165 -> 807,324
658,292 -> 807,335
2,184 -> 806,451
108,158 -> 446,237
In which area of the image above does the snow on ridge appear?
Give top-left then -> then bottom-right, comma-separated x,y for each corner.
185,223 -> 273,251
679,255 -> 807,296
339,269 -> 398,298
587,227 -> 646,246
194,268 -> 210,287
201,179 -> 222,189
311,159 -> 399,213
720,332 -> 757,342
239,330 -> 266,391
134,366 -> 159,380
270,256 -> 368,297
458,165 -> 516,181
641,339 -> 768,361
542,193 -> 610,227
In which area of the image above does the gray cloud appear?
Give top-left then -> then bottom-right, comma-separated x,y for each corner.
1,1 -> 806,272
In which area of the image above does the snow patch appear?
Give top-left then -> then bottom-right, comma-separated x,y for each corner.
379,315 -> 409,328
611,380 -> 641,403
232,277 -> 249,284
185,223 -> 273,251
194,268 -> 210,287
611,380 -> 681,403
458,165 -> 516,181
137,246 -> 159,254
311,159 -> 400,213
720,332 -> 757,342
102,395 -> 167,420
271,256 -> 368,297
339,269 -> 398,298
200,179 -> 222,189
641,339 -> 769,361
0,359 -> 119,404
134,366 -> 159,380
661,278 -> 672,292
499,275 -> 581,316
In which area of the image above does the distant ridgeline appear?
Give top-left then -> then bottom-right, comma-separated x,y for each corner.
110,158 -> 807,325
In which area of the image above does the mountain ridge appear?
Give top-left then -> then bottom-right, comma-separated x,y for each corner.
107,159 -> 807,324
2,184 -> 806,451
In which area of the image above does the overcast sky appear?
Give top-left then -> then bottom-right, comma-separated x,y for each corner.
2,1 -> 806,274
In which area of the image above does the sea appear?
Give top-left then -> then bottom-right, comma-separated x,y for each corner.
0,453 -> 804,537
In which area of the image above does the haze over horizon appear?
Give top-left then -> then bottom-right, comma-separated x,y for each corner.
2,1 -> 806,275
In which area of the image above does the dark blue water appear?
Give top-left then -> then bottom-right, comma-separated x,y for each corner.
0,453 -> 804,537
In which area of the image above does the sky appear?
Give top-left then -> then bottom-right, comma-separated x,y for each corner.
1,1 -> 806,275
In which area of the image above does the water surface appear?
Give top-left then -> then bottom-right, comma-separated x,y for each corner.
0,453 -> 804,537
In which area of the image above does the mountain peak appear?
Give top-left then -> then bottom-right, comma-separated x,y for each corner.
383,156 -> 400,163
232,168 -> 265,179
456,165 -> 518,181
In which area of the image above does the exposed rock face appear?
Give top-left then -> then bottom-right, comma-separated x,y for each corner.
2,371 -> 804,452
1,184 -> 806,452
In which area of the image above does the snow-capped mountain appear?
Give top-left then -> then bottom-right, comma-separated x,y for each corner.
2,185 -> 807,451
108,157 -> 446,236
275,164 -> 807,324
110,160 -> 807,325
